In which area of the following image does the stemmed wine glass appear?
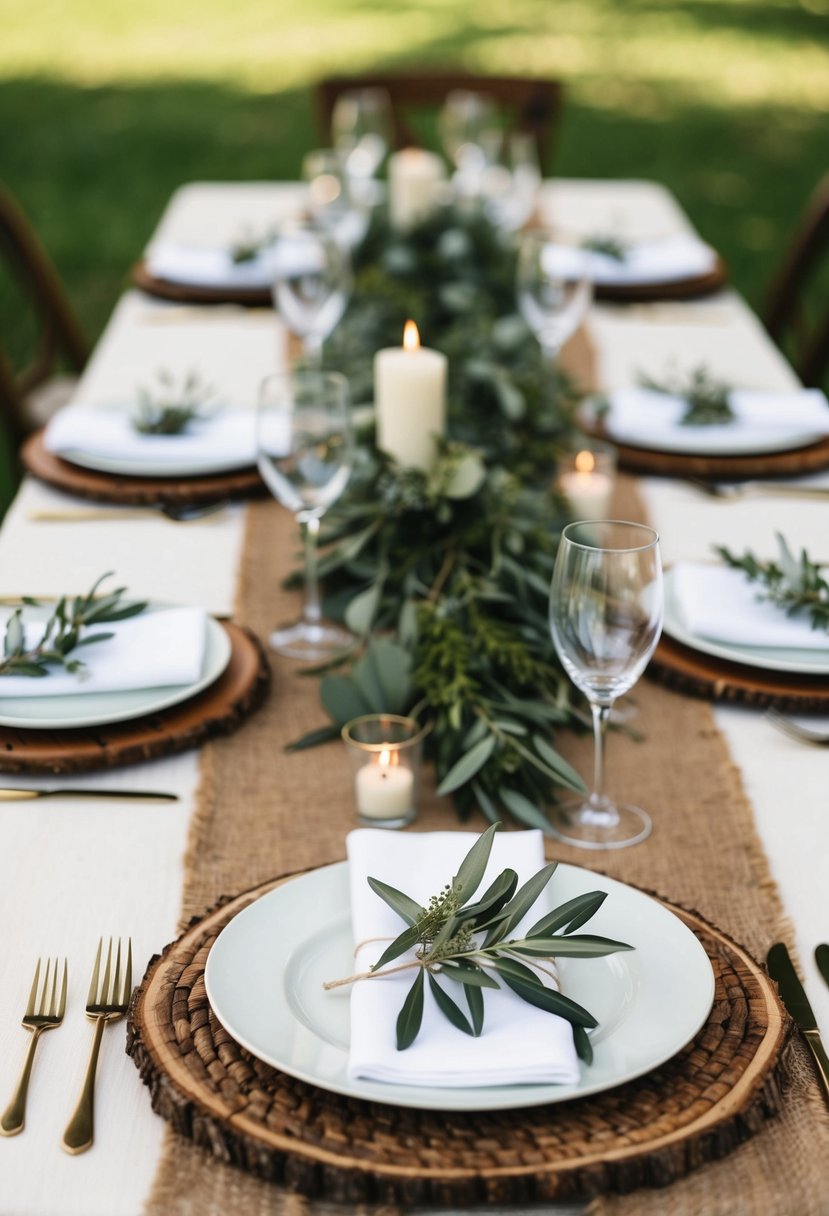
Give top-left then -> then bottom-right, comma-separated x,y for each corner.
549,520 -> 663,849
331,87 -> 392,181
271,219 -> 351,366
257,369 -> 355,661
302,149 -> 372,249
516,229 -> 592,363
439,90 -> 500,177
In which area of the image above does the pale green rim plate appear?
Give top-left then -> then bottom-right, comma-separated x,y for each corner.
204,860 -> 715,1113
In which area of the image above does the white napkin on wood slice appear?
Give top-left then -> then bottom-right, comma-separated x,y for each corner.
45,405 -> 257,469
0,607 -> 208,696
145,240 -> 321,290
345,828 -> 581,1088
543,234 -> 718,286
601,387 -> 829,447
671,563 -> 829,651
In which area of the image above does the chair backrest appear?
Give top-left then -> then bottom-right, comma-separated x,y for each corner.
0,184 -> 89,443
763,174 -> 829,389
315,71 -> 564,176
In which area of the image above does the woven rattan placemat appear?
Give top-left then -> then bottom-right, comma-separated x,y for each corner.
127,871 -> 788,1207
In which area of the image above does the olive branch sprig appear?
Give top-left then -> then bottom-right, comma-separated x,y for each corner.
581,234 -> 629,262
325,824 -> 632,1058
639,364 -> 734,427
717,533 -> 829,632
132,368 -> 219,435
0,573 -> 148,679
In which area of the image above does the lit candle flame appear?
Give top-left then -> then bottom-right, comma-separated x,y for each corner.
574,449 -> 596,475
403,320 -> 420,352
379,747 -> 391,772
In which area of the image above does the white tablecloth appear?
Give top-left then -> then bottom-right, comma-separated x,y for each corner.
0,180 -> 827,1216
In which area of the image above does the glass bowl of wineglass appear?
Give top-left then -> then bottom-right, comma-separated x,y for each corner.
549,520 -> 663,849
516,229 -> 592,363
331,87 -> 393,183
271,219 -> 351,366
257,369 -> 355,661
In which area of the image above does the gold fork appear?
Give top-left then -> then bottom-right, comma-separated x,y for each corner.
0,958 -> 68,1136
62,938 -> 132,1155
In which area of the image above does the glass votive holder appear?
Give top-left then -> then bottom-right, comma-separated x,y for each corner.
342,714 -> 428,829
555,437 -> 617,521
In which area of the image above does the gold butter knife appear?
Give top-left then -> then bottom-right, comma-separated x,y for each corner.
0,787 -> 178,802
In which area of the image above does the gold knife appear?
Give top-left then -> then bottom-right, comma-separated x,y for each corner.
0,787 -> 178,802
767,942 -> 829,1103
816,945 -> 829,991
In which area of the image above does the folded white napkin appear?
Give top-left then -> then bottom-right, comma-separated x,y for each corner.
45,405 -> 257,469
145,240 -> 321,291
346,828 -> 581,1088
601,386 -> 829,448
671,563 -> 828,651
0,607 -> 208,697
543,234 -> 718,286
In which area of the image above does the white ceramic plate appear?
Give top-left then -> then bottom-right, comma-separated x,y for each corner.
663,569 -> 829,676
59,446 -> 255,479
602,416 -> 824,457
204,860 -> 715,1113
0,612 -> 231,729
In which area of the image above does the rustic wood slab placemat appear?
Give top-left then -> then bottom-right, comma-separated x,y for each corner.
585,430 -> 829,481
594,259 -> 729,303
21,430 -> 265,508
0,622 -> 269,774
650,634 -> 829,712
133,260 -> 273,307
127,870 -> 788,1208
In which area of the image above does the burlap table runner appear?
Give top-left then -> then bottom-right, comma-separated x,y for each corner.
146,336 -> 829,1215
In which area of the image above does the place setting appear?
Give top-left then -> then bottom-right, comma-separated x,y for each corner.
0,574 -> 268,773
652,532 -> 829,710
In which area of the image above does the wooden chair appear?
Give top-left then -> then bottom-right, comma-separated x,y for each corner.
763,173 -> 829,389
0,184 -> 89,445
315,71 -> 564,176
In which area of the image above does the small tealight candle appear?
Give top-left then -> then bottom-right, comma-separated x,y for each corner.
342,714 -> 427,829
557,442 -> 616,521
388,148 -> 446,229
374,320 -> 447,472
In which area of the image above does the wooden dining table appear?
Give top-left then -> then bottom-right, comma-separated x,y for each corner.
0,177 -> 827,1216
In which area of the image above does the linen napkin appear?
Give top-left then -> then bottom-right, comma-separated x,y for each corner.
0,607 -> 208,697
145,240 -> 320,291
600,386 -> 829,448
671,563 -> 829,651
345,828 -> 581,1087
543,234 -> 718,286
44,405 -> 257,470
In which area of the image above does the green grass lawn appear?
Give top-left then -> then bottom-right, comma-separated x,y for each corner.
0,0 -> 827,511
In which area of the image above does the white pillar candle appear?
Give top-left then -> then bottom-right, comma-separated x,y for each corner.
374,321 -> 447,472
388,148 -> 446,229
558,450 -> 614,520
355,749 -> 414,821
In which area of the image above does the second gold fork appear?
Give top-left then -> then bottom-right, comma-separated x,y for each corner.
0,958 -> 68,1136
61,938 -> 132,1155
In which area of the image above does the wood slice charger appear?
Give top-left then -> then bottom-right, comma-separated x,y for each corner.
21,430 -> 265,508
133,259 -> 272,308
593,256 -> 729,304
0,622 -> 269,775
650,634 -> 829,712
128,871 -> 790,1207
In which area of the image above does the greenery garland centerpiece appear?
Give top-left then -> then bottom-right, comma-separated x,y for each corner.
291,204 -> 596,832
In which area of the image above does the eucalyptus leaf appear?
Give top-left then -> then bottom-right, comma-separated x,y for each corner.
439,963 -> 500,990
345,580 -> 383,636
451,822 -> 499,906
498,788 -> 555,835
573,1024 -> 593,1064
533,736 -> 588,794
367,876 -> 423,927
319,675 -> 374,726
484,861 -> 558,944
499,972 -> 598,1029
437,735 -> 496,797
465,982 -> 485,1035
508,934 -> 633,958
370,923 -> 420,972
527,891 -> 607,938
428,973 -> 474,1036
396,968 -> 425,1050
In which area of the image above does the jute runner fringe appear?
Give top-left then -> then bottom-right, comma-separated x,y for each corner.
146,332 -> 829,1215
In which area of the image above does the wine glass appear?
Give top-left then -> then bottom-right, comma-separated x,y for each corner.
257,369 -> 355,661
481,132 -> 542,231
331,88 -> 392,181
271,219 -> 351,366
302,149 -> 372,249
549,520 -> 663,849
439,90 -> 500,176
516,229 -> 592,362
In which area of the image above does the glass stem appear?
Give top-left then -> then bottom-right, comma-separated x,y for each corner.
302,515 -> 322,625
589,701 -> 613,811
304,333 -> 323,367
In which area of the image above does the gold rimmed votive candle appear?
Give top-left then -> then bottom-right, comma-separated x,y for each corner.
342,714 -> 428,828
556,438 -> 617,521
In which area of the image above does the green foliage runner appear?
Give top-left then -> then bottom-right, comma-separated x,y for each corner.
292,206 -> 593,832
